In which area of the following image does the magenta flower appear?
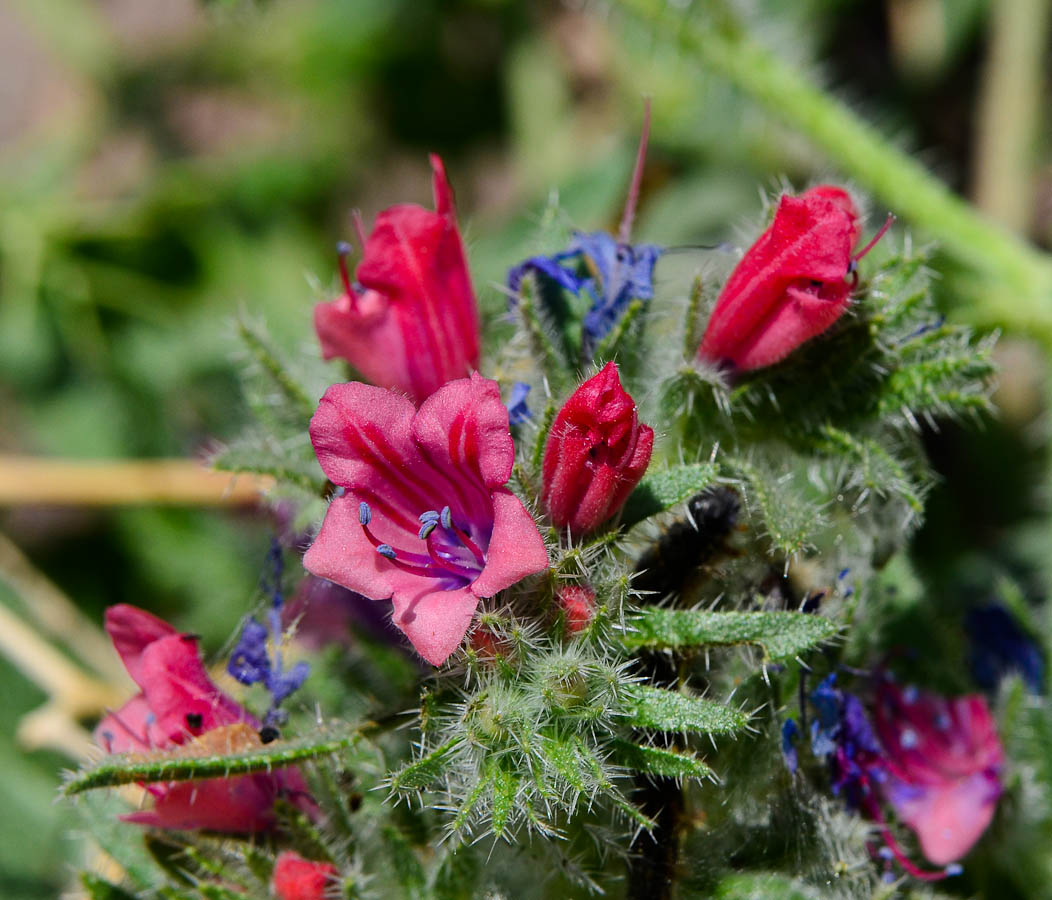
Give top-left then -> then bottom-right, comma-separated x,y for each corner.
314,154 -> 481,403
303,373 -> 549,665
874,679 -> 1004,867
94,604 -> 315,833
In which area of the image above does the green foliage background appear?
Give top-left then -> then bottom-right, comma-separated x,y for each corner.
1,0 -> 1050,897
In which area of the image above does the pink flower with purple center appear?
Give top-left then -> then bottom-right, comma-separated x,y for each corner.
303,373 -> 549,665
874,679 -> 1004,868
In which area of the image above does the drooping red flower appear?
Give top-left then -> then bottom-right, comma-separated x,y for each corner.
541,362 -> 653,536
698,186 -> 864,372
272,851 -> 340,900
314,154 -> 480,403
874,679 -> 1004,867
303,373 -> 549,666
94,604 -> 315,832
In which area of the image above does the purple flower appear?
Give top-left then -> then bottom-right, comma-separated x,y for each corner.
966,603 -> 1043,693
506,381 -> 532,426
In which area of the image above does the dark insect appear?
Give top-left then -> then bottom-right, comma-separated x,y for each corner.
259,725 -> 280,744
184,713 -> 203,732
633,486 -> 741,602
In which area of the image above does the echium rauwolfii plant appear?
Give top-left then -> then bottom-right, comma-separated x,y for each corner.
69,110 -> 1007,900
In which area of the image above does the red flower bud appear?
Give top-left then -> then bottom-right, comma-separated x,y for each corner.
698,186 -> 863,372
557,584 -> 596,633
542,362 -> 653,535
272,851 -> 339,900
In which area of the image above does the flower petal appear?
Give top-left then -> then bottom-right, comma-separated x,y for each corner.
390,582 -> 481,666
122,774 -> 277,833
470,489 -> 548,598
885,771 -> 1001,865
94,694 -> 168,754
105,604 -> 177,686
412,373 -> 515,490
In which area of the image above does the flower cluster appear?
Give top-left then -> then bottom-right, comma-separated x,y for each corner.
787,673 -> 1004,880
94,604 -> 315,832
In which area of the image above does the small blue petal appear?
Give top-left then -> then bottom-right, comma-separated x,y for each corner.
267,660 -> 311,705
507,381 -> 532,426
228,619 -> 270,686
781,719 -> 799,773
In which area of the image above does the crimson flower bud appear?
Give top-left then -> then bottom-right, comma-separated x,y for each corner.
698,186 -> 863,372
542,362 -> 654,535
557,584 -> 597,633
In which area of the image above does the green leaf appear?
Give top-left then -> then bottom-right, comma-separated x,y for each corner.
623,685 -> 747,734
607,738 -> 714,780
714,872 -> 827,900
388,737 -> 463,792
489,759 -> 520,838
64,725 -> 361,795
620,610 -> 837,662
80,874 -> 138,900
620,463 -> 719,529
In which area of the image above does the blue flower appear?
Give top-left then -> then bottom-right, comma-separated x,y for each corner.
966,603 -> 1043,693
507,231 -> 663,359
506,381 -> 532,426
781,718 -> 799,773
228,541 -> 310,727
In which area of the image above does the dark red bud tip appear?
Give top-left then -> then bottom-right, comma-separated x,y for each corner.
542,363 -> 654,536
558,584 -> 597,633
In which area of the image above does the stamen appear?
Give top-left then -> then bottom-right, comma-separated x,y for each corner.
419,510 -> 440,524
377,544 -> 396,559
440,506 -> 453,530
436,505 -> 486,565
424,532 -> 482,580
359,502 -> 372,525
352,209 -> 369,252
618,97 -> 652,247
419,520 -> 438,540
337,242 -> 355,298
853,213 -> 896,264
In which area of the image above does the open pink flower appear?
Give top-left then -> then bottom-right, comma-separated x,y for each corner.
874,680 -> 1004,867
314,154 -> 481,403
304,373 -> 549,665
94,604 -> 314,832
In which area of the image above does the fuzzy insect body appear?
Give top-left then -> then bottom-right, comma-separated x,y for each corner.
633,486 -> 742,601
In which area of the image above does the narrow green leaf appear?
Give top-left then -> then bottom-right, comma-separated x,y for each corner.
236,316 -> 317,423
389,737 -> 463,792
619,462 -> 719,529
541,732 -> 590,793
451,769 -> 494,833
608,738 -> 714,780
620,610 -> 837,661
623,685 -> 747,734
64,725 -> 361,795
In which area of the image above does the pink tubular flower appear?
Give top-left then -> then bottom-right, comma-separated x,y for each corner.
313,155 -> 480,403
94,604 -> 315,832
303,373 -> 549,666
272,851 -> 340,900
874,679 -> 1004,867
541,362 -> 653,536
699,186 -> 875,372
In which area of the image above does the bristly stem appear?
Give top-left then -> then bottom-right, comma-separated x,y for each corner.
614,0 -> 1052,343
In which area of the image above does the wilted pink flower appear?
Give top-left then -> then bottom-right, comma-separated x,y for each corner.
314,154 -> 480,403
304,374 -> 549,666
94,604 -> 314,832
699,186 -> 877,371
541,362 -> 653,536
557,584 -> 596,633
272,851 -> 339,900
874,679 -> 1004,867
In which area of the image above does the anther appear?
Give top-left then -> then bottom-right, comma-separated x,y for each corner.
359,502 -> 371,525
440,506 -> 453,530
419,520 -> 438,540
337,242 -> 355,297
377,544 -> 397,560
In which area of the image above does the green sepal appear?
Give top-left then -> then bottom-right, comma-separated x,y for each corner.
623,685 -> 747,734
607,738 -> 714,780
619,462 -> 719,530
79,874 -> 138,900
620,609 -> 837,662
388,737 -> 463,792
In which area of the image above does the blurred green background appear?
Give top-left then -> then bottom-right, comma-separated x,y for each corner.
1,0 -> 1049,896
